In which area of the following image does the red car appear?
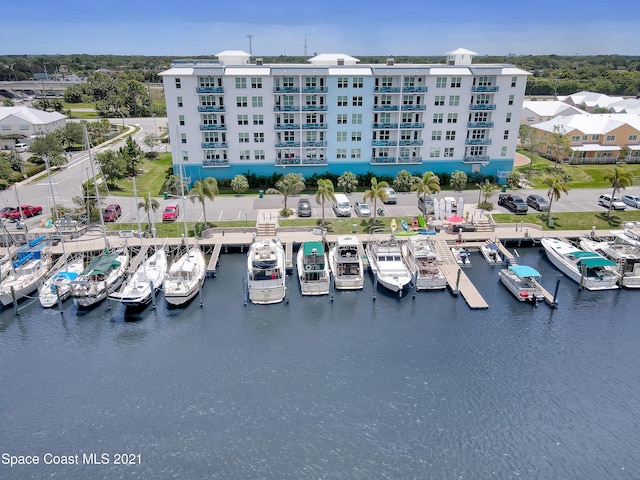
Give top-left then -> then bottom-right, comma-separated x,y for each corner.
162,205 -> 180,222
102,204 -> 122,222
8,205 -> 42,220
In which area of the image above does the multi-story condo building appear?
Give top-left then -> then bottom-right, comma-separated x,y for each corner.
160,48 -> 529,184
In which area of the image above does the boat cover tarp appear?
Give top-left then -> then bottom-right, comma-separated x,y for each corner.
508,265 -> 541,278
303,241 -> 324,256
82,252 -> 120,275
578,257 -> 617,268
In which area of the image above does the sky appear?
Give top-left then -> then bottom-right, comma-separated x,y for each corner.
3,0 -> 638,57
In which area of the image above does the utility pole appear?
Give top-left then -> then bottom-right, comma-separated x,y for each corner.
304,35 -> 308,57
247,35 -> 253,56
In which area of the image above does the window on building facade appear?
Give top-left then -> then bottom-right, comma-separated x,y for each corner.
253,115 -> 264,125
352,131 -> 362,141
252,96 -> 263,108
629,134 -> 638,141
380,95 -> 392,105
501,147 -> 507,157
177,96 -> 183,107
182,151 -> 188,162
282,77 -> 294,88
606,135 -> 615,142
283,113 -> 294,124
283,131 -> 295,142
430,147 -> 441,158
180,133 -> 187,144
436,77 -> 446,88
449,95 -> 460,106
450,77 -> 461,88
378,130 -> 390,140
179,115 -> 185,126
240,150 -> 250,160
175,78 -> 181,89
447,113 -> 458,123
433,113 -> 443,124
432,130 -> 442,141
444,147 -> 454,158
352,114 -> 362,124
400,130 -> 411,140
254,132 -> 265,143
571,135 -> 580,142
337,131 -> 347,142
337,77 -> 348,88
352,77 -> 363,88
471,129 -> 487,139
352,96 -> 363,106
305,76 -> 317,88
504,130 -> 509,140
235,78 -> 247,89
446,130 -> 456,141
401,113 -> 413,123
381,76 -> 393,88
402,95 -> 414,105
591,134 -> 599,141
434,95 -> 445,106
511,77 -> 517,87
351,148 -> 361,158
254,150 -> 265,160
237,115 -> 248,125
283,95 -> 294,107
337,96 -> 348,107
337,148 -> 347,159
239,133 -> 249,143
506,113 -> 512,123
337,114 -> 347,124
508,95 -> 514,106
251,77 -> 262,88
404,76 -> 415,88
236,96 -> 247,107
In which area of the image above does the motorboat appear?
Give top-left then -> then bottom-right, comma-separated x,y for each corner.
113,247 -> 168,308
451,246 -> 472,266
247,238 -> 286,304
0,236 -> 50,308
499,265 -> 545,304
400,237 -> 447,290
480,242 -> 503,265
163,245 -> 206,307
366,236 -> 413,295
580,236 -> 640,289
72,249 -> 129,308
328,236 -> 365,290
297,241 -> 330,296
39,255 -> 85,308
541,237 -> 619,290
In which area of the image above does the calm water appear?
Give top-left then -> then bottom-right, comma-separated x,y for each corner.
1,247 -> 639,479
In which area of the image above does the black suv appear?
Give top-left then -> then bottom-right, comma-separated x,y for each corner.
297,198 -> 312,217
498,193 -> 528,214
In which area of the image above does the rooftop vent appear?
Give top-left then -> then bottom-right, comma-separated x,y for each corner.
387,58 -> 394,66
256,58 -> 263,65
337,58 -> 344,66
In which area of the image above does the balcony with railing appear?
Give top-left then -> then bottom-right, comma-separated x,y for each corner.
201,142 -> 228,148
402,86 -> 427,92
373,105 -> 399,111
469,104 -> 496,110
302,157 -> 328,165
374,86 -> 401,93
301,86 -> 328,93
202,159 -> 230,167
273,86 -> 300,93
398,156 -> 423,164
198,105 -> 225,112
471,85 -> 499,92
275,123 -> 300,130
401,104 -> 426,111
200,124 -> 226,131
400,122 -> 425,129
301,105 -> 327,111
465,139 -> 492,145
274,105 -> 301,112
275,142 -> 300,148
467,121 -> 494,128
399,140 -> 423,146
302,141 -> 327,147
372,123 -> 398,129
463,155 -> 490,163
275,158 -> 301,166
370,157 -> 397,164
302,123 -> 327,130
372,140 -> 398,147
196,87 -> 224,94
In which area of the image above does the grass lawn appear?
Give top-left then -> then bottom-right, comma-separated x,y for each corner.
492,210 -> 640,230
112,154 -> 172,197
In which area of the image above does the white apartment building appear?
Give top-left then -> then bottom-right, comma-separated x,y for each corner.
160,48 -> 529,184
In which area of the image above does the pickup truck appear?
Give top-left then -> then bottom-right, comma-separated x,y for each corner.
497,194 -> 528,214
8,204 -> 43,220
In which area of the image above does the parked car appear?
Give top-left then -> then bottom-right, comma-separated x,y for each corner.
382,187 -> 397,204
162,205 -> 180,222
526,194 -> 550,212
598,194 -> 626,211
13,143 -> 28,153
103,204 -> 122,222
353,201 -> 371,217
8,205 -> 42,220
622,194 -> 640,208
0,207 -> 17,219
497,193 -> 528,214
417,195 -> 434,215
296,198 -> 312,217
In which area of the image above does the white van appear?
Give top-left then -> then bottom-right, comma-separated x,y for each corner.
14,143 -> 28,153
332,193 -> 351,217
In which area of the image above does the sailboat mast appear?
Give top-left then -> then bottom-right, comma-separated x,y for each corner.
83,125 -> 109,251
44,155 -> 69,266
178,162 -> 189,242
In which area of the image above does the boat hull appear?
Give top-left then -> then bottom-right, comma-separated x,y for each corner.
366,240 -> 413,295
499,269 -> 544,303
164,247 -> 205,307
297,246 -> 330,296
329,236 -> 364,290
247,238 -> 287,304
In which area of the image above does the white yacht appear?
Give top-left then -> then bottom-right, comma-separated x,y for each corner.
541,237 -> 619,290
580,236 -> 640,289
400,237 -> 446,290
499,265 -> 545,304
247,238 -> 286,304
366,237 -> 413,295
163,245 -> 206,307
39,255 -> 85,308
72,249 -> 129,308
0,237 -> 50,308
114,247 -> 168,308
297,241 -> 330,296
328,236 -> 365,290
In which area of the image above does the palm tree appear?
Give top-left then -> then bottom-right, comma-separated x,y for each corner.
603,166 -> 634,218
542,175 -> 568,225
476,182 -> 501,205
137,195 -> 160,232
266,173 -> 305,211
314,179 -> 336,227
411,171 -> 441,210
189,177 -> 219,227
362,177 -> 390,221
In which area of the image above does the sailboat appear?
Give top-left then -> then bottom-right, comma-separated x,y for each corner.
71,125 -> 129,309
162,165 -> 206,307
111,188 -> 167,309
0,236 -> 51,308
